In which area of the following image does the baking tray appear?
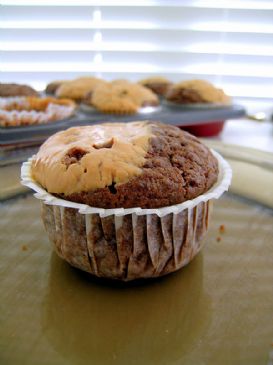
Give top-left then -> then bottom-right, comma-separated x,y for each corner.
0,143 -> 272,365
0,104 -> 245,146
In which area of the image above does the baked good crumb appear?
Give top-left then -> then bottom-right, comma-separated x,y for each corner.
219,224 -> 225,233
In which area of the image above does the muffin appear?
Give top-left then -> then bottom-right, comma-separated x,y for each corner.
0,83 -> 39,97
56,77 -> 106,102
22,121 -> 232,280
166,79 -> 231,105
82,79 -> 130,108
0,96 -> 76,127
86,82 -> 159,114
138,76 -> 173,97
45,80 -> 69,95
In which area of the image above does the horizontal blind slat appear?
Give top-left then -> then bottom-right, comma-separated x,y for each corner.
2,1 -> 273,9
1,6 -> 273,33
2,45 -> 273,56
0,61 -> 273,79
2,51 -> 273,66
2,29 -> 273,55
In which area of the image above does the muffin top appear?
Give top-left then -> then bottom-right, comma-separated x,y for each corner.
0,83 -> 39,97
56,77 -> 106,101
88,82 -> 159,114
31,121 -> 218,208
166,79 -> 230,104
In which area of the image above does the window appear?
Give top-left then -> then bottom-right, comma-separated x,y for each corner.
1,0 -> 273,114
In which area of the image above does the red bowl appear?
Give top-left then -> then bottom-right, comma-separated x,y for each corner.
180,121 -> 225,137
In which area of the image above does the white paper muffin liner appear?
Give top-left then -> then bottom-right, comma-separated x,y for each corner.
21,150 -> 232,280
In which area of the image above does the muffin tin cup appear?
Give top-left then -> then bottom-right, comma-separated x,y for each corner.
21,150 -> 232,281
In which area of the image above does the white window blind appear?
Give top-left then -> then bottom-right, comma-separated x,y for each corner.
1,0 -> 273,114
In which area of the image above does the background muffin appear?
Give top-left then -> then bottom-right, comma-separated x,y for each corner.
166,79 -> 231,104
56,77 -> 106,102
0,83 -> 39,97
88,82 -> 159,114
138,76 -> 173,97
0,96 -> 75,127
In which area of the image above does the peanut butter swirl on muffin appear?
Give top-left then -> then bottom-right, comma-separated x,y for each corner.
32,121 -> 218,208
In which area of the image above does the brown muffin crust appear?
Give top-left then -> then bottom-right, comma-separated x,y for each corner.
57,123 -> 218,208
0,83 -> 39,97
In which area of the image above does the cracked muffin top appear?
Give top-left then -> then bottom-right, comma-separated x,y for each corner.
31,121 -> 218,208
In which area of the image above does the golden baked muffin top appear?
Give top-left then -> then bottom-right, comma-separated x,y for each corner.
56,77 -> 106,101
90,82 -> 159,114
